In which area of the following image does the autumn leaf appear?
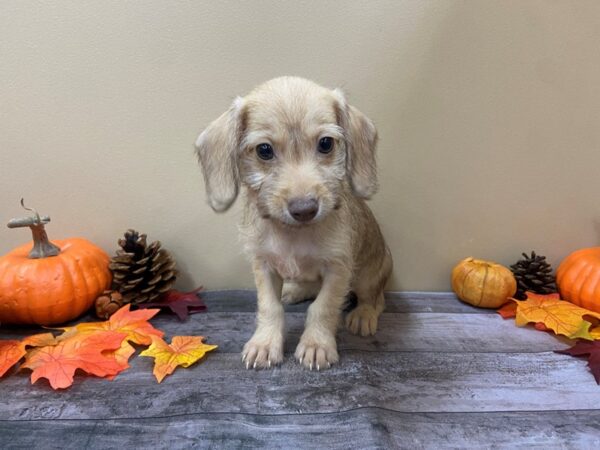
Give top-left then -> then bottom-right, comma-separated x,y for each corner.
112,341 -> 136,367
61,304 -> 163,346
140,335 -> 217,383
2,308 -> 216,389
22,333 -> 58,348
497,299 -> 553,332
0,333 -> 58,377
21,331 -> 128,389
556,341 -> 600,384
139,286 -> 207,321
534,322 -> 551,332
104,341 -> 137,381
504,292 -> 600,340
55,305 -> 163,380
497,301 -> 517,319
0,340 -> 26,377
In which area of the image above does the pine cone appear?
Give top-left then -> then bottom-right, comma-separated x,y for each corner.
95,290 -> 124,319
510,251 -> 556,300
109,229 -> 177,305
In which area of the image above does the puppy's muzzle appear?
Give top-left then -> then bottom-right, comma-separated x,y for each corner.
288,197 -> 318,223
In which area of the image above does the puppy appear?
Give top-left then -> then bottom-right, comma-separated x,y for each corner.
196,77 -> 392,370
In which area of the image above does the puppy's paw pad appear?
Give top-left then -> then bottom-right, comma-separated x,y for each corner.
345,304 -> 380,336
242,337 -> 283,370
294,338 -> 338,370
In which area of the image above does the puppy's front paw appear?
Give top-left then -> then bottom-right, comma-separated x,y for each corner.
295,333 -> 338,370
242,332 -> 283,370
345,304 -> 380,336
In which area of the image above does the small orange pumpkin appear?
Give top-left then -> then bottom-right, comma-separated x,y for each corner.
556,247 -> 600,313
451,257 -> 517,308
0,201 -> 111,325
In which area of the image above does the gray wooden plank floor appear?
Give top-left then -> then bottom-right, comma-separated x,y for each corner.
1,291 -> 599,449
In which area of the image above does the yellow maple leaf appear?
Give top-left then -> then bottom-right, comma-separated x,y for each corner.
140,335 -> 217,383
511,292 -> 600,340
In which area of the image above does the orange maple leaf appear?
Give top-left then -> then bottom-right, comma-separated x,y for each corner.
0,340 -> 26,377
57,305 -> 163,378
506,292 -> 600,340
60,304 -> 163,346
21,330 -> 129,389
0,333 -> 58,377
140,335 -> 217,383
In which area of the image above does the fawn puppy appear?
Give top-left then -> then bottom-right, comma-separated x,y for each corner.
196,77 -> 392,370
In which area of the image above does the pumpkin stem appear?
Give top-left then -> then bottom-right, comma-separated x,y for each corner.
6,198 -> 61,259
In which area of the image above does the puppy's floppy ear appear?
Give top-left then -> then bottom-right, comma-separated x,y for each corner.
195,97 -> 245,212
333,89 -> 378,199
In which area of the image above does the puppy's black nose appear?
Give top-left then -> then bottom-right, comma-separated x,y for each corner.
288,197 -> 318,222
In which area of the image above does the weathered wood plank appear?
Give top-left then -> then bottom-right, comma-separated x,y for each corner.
1,351 -> 598,421
0,290 -> 488,341
0,312 -> 570,354
0,291 -> 597,449
1,409 -> 599,450
158,312 -> 571,354
201,290 -> 491,314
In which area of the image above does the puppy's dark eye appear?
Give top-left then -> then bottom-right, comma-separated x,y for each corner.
318,137 -> 334,154
256,143 -> 274,160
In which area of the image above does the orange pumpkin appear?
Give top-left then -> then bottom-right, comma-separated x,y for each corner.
556,247 -> 600,313
0,201 -> 111,325
451,257 -> 517,308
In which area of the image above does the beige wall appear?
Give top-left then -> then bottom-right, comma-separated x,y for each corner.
2,1 -> 600,291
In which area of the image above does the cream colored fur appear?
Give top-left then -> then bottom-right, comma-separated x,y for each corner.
196,77 -> 392,370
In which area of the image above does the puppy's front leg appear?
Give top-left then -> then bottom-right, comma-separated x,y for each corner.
295,264 -> 351,370
242,260 -> 284,369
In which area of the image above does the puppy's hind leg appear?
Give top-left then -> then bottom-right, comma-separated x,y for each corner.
346,249 -> 392,336
281,281 -> 321,305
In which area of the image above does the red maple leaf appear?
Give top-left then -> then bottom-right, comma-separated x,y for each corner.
556,341 -> 600,384
139,286 -> 207,321
497,301 -> 517,319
